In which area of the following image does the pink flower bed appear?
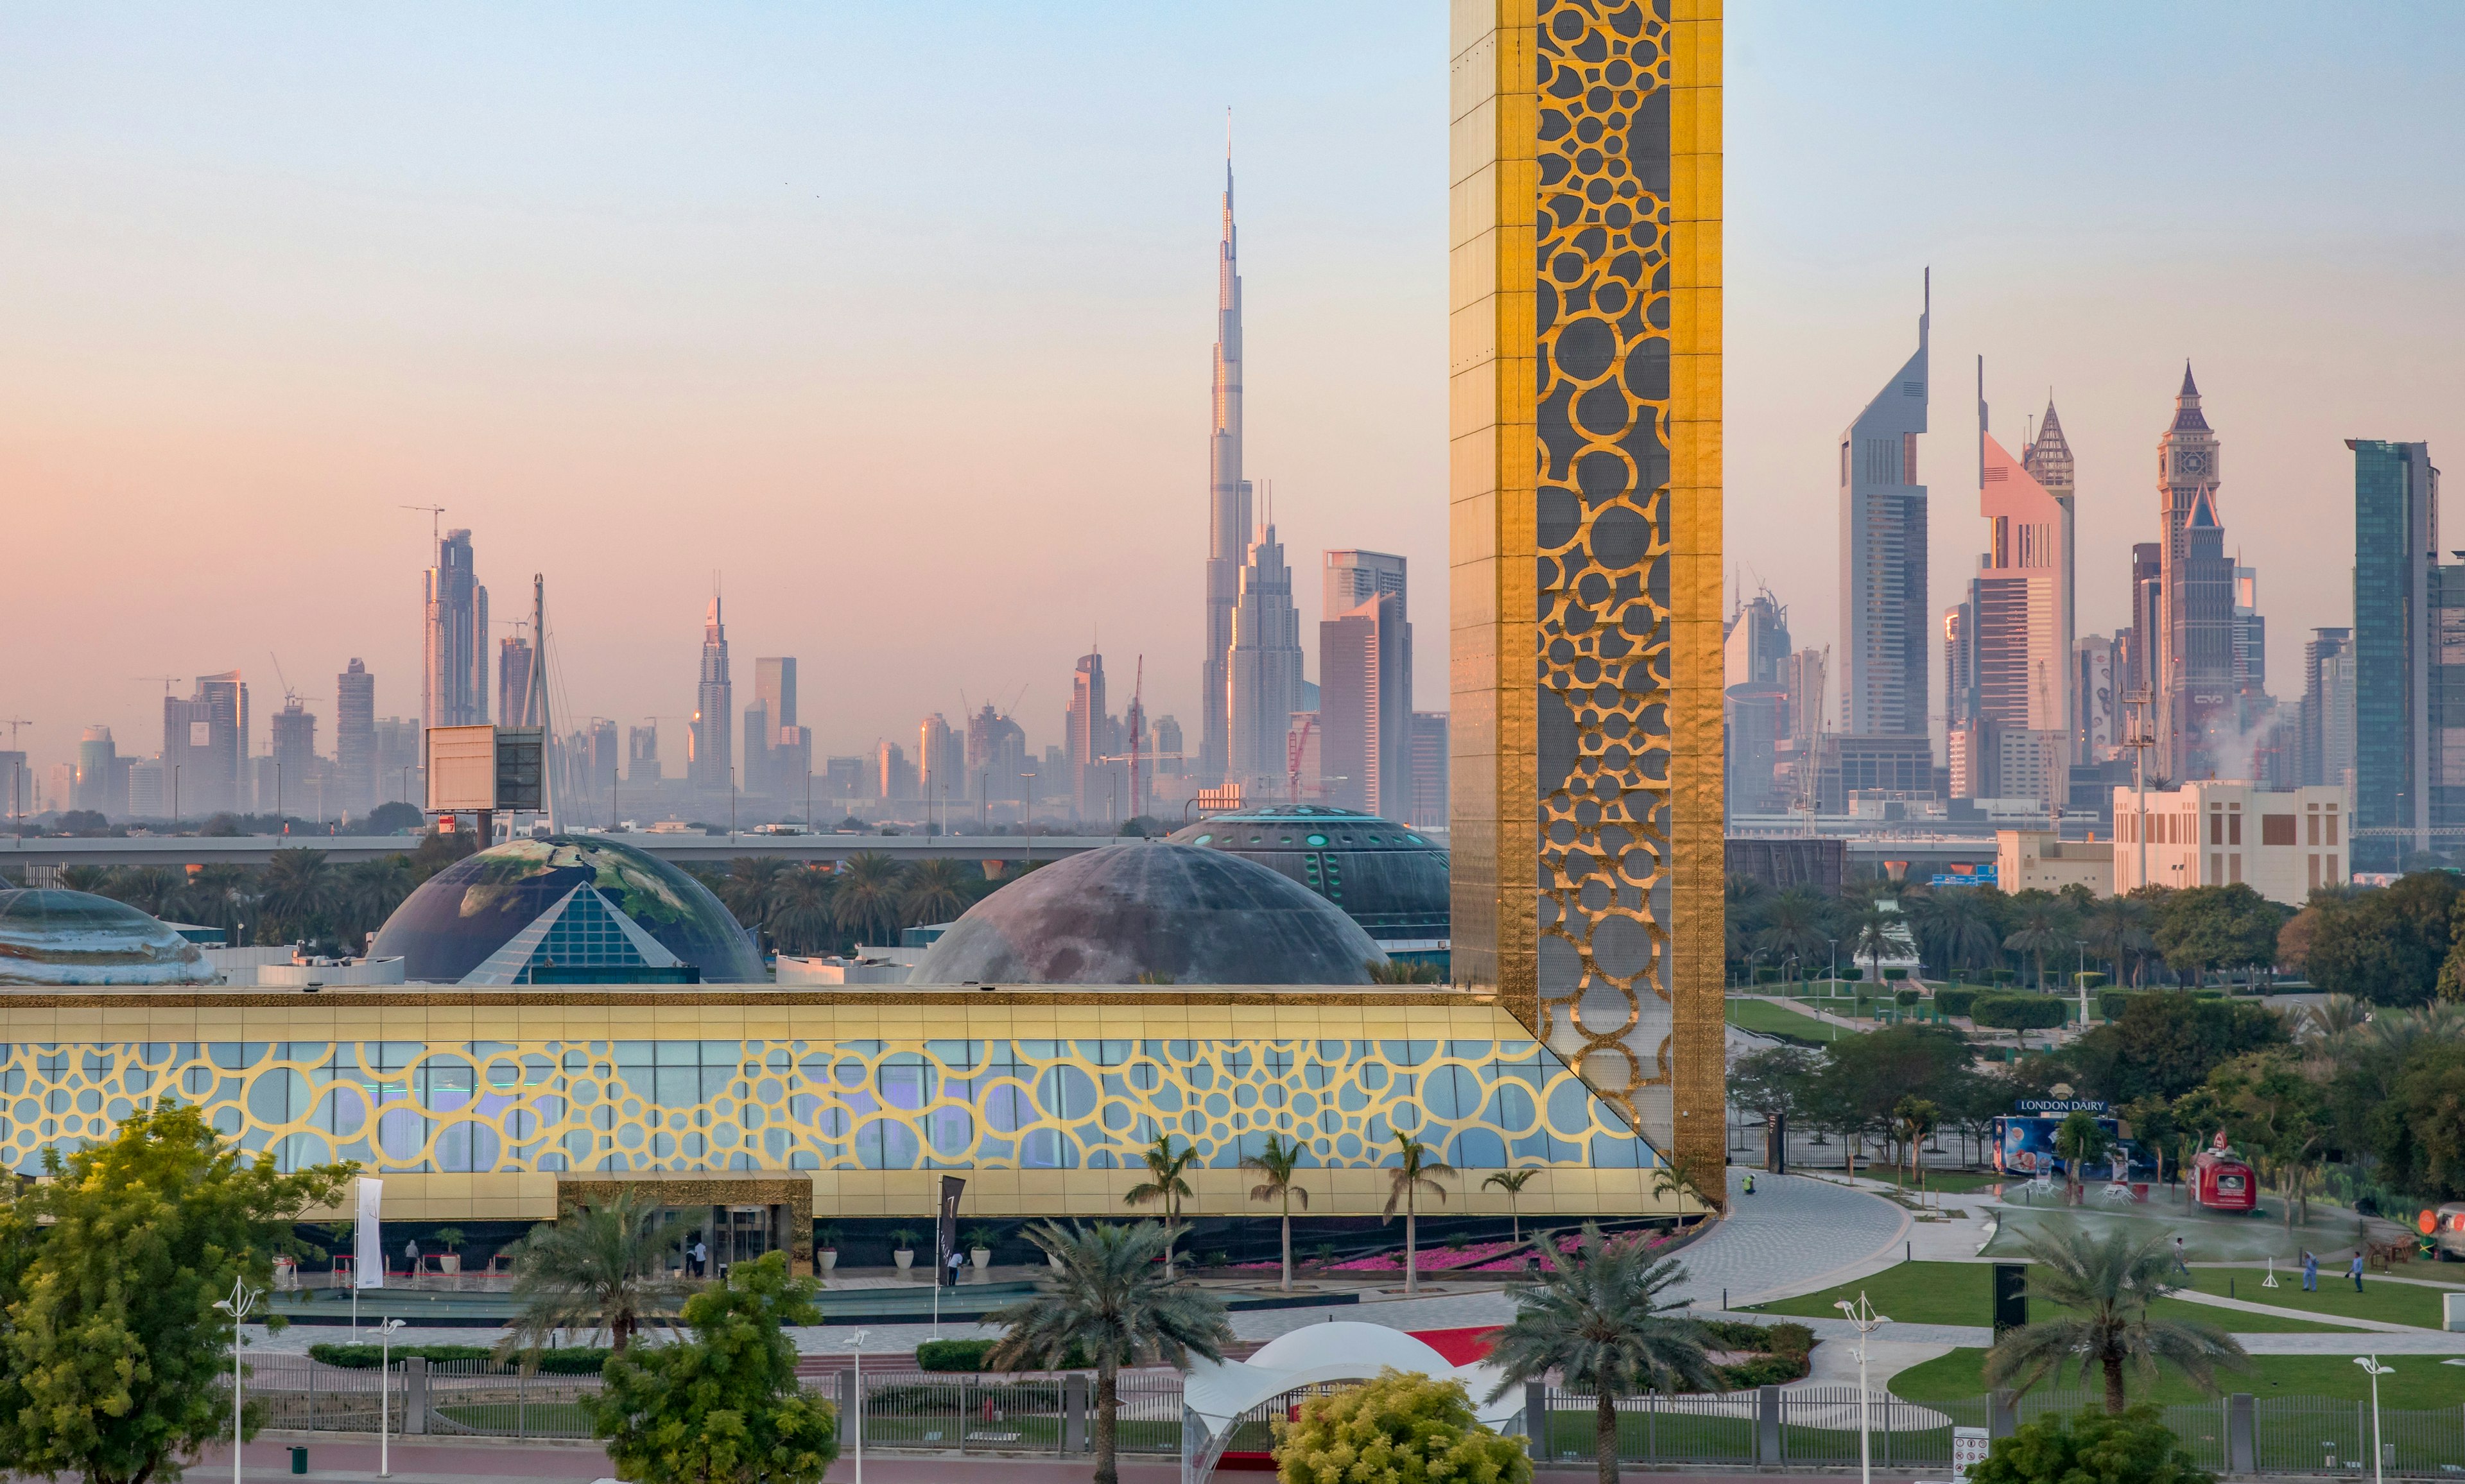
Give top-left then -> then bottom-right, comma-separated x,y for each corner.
1229,1227 -> 1675,1276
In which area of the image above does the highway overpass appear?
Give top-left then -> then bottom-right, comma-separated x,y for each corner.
0,831 -> 1125,870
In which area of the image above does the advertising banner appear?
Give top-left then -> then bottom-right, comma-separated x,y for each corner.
354,1176 -> 383,1289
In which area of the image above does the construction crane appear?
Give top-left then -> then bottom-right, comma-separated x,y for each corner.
401,505 -> 446,549
135,676 -> 183,698
0,718 -> 28,749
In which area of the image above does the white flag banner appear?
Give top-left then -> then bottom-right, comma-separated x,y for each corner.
354,1177 -> 383,1290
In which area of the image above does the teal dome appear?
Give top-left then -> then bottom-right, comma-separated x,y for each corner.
370,836 -> 761,984
0,888 -> 214,986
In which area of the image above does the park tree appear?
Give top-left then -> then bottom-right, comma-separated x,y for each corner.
587,1251 -> 838,1484
2364,1040 -> 2465,1201
2303,872 -> 2461,1006
2204,1051 -> 2331,1227
2150,884 -> 2286,988
2059,992 -> 2288,1105
0,1101 -> 354,1484
1274,1369 -> 1530,1484
1984,1222 -> 2244,1415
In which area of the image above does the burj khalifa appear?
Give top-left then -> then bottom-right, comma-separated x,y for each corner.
1198,152 -> 1249,788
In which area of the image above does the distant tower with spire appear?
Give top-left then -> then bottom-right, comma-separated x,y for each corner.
2023,397 -> 2081,764
2154,365 -> 2234,779
1199,130 -> 1249,790
690,593 -> 734,791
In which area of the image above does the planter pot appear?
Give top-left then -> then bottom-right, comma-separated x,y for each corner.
971,1248 -> 992,1272
894,1250 -> 915,1273
820,1250 -> 838,1275
438,1254 -> 462,1275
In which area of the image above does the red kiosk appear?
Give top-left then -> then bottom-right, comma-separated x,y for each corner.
2188,1130 -> 2258,1213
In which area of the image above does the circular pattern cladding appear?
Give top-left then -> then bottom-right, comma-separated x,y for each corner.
912,842 -> 1384,986
1534,0 -> 1677,1108
370,836 -> 763,984
1164,805 -> 1448,942
0,888 -> 214,986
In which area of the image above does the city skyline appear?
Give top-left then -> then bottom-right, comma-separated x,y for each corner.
6,6 -> 2464,786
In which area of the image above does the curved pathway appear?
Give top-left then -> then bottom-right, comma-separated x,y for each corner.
1665,1168 -> 1910,1309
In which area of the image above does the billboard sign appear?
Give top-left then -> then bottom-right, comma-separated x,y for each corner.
494,727 -> 544,811
425,725 -> 497,812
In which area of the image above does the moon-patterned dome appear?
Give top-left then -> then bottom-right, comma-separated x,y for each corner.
911,843 -> 1386,986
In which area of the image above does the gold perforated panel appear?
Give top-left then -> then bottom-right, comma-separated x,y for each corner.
1453,0 -> 1723,1182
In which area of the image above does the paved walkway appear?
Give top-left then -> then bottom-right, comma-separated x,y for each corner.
1665,1169 -> 1910,1309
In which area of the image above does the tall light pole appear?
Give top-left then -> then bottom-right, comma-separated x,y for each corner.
1827,937 -> 1838,996
843,1327 -> 872,1484
1834,1291 -> 1890,1484
378,1316 -> 406,1477
211,1276 -> 263,1484
2355,1354 -> 2393,1484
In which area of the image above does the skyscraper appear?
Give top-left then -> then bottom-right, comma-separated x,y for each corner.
1069,651 -> 1106,821
628,723 -> 662,784
689,597 -> 732,791
1953,372 -> 2072,807
2023,395 -> 2077,687
918,713 -> 963,820
1227,524 -> 1306,794
1150,715 -> 1184,778
423,529 -> 488,730
1408,712 -> 1449,830
2154,367 -> 2233,779
1319,552 -> 1412,818
1199,151 -> 1249,790
1837,278 -> 1931,746
2299,627 -> 2355,791
965,703 -> 1028,807
1723,587 -> 1791,819
1450,2 -> 1724,1179
337,659 -> 376,818
163,671 -> 247,818
270,700 -> 317,815
746,657 -> 800,800
2351,439 -> 2443,868
75,727 -> 125,817
497,637 -> 535,729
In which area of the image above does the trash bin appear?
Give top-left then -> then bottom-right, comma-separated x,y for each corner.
290,1447 -> 307,1474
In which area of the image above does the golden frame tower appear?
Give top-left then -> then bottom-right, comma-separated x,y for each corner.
1449,0 -> 1724,1184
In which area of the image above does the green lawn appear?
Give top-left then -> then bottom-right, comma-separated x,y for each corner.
1890,1349 -> 2465,1411
1753,1261 -> 2364,1333
2177,1264 -> 2461,1330
1724,997 -> 1847,1043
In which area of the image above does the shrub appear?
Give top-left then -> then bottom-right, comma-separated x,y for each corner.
1840,968 -> 1865,981
1273,1370 -> 1529,1484
1699,1320 -> 1773,1350
1894,988 -> 1921,1006
2098,989 -> 2138,1022
916,1338 -> 1091,1372
1718,1352 -> 1811,1387
1969,1404 -> 2214,1484
308,1342 -> 609,1374
1882,968 -> 1908,981
1766,1322 -> 1815,1357
1971,992 -> 2068,1031
1991,969 -> 2018,983
1937,988 -> 1980,1018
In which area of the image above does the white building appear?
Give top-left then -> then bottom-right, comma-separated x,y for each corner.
2111,781 -> 2348,904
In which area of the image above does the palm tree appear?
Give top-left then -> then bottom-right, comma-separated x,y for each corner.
715,857 -> 790,932
338,856 -> 414,947
1123,1134 -> 1197,1279
766,867 -> 839,956
259,848 -> 338,945
1382,1132 -> 1455,1295
100,865 -> 184,917
1483,1169 -> 1540,1243
830,851 -> 906,947
2003,895 -> 2075,991
56,865 -> 115,893
1240,1134 -> 1308,1292
1893,1096 -> 1939,1191
496,1191 -> 682,1358
1483,1223 -> 1720,1484
1910,888 -> 2001,983
1846,906 -> 1895,985
899,858 -> 976,927
987,1221 -> 1232,1484
177,864 -> 255,940
2084,894 -> 2155,988
1983,1220 -> 2247,1415
1752,888 -> 1831,983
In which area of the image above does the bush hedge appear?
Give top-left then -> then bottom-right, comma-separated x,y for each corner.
916,1338 -> 1093,1372
1970,992 -> 2068,1031
1935,988 -> 1980,1018
1894,988 -> 1921,1006
1840,968 -> 1864,981
308,1342 -> 608,1374
2098,988 -> 2138,1021
1703,1319 -> 1814,1388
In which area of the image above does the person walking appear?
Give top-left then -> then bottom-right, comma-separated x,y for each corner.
1743,1172 -> 1756,1196
2302,1250 -> 2319,1292
2349,1251 -> 2366,1293
404,1236 -> 420,1277
2172,1235 -> 2191,1277
691,1237 -> 707,1279
946,1247 -> 965,1288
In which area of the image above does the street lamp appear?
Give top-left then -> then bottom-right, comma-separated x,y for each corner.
378,1316 -> 406,1478
843,1327 -> 872,1484
1833,1292 -> 1890,1484
1826,937 -> 1838,997
2355,1355 -> 2393,1484
211,1276 -> 262,1484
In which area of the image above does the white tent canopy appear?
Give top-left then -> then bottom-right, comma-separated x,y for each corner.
1179,1322 -> 1525,1483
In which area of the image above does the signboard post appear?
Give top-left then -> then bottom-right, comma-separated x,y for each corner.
1953,1427 -> 1991,1483
352,1176 -> 383,1332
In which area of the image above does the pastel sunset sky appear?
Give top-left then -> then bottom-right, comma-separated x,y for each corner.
4,3 -> 2461,780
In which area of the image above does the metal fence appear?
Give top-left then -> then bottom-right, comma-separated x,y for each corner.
239,1354 -> 601,1441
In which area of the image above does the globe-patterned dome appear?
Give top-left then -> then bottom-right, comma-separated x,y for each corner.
370,836 -> 762,985
1164,804 -> 1448,944
911,842 -> 1385,985
0,888 -> 214,986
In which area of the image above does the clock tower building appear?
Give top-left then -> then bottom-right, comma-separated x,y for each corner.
2154,365 -> 2234,780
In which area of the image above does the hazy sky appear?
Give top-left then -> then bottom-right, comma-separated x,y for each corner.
6,3 -> 2463,783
